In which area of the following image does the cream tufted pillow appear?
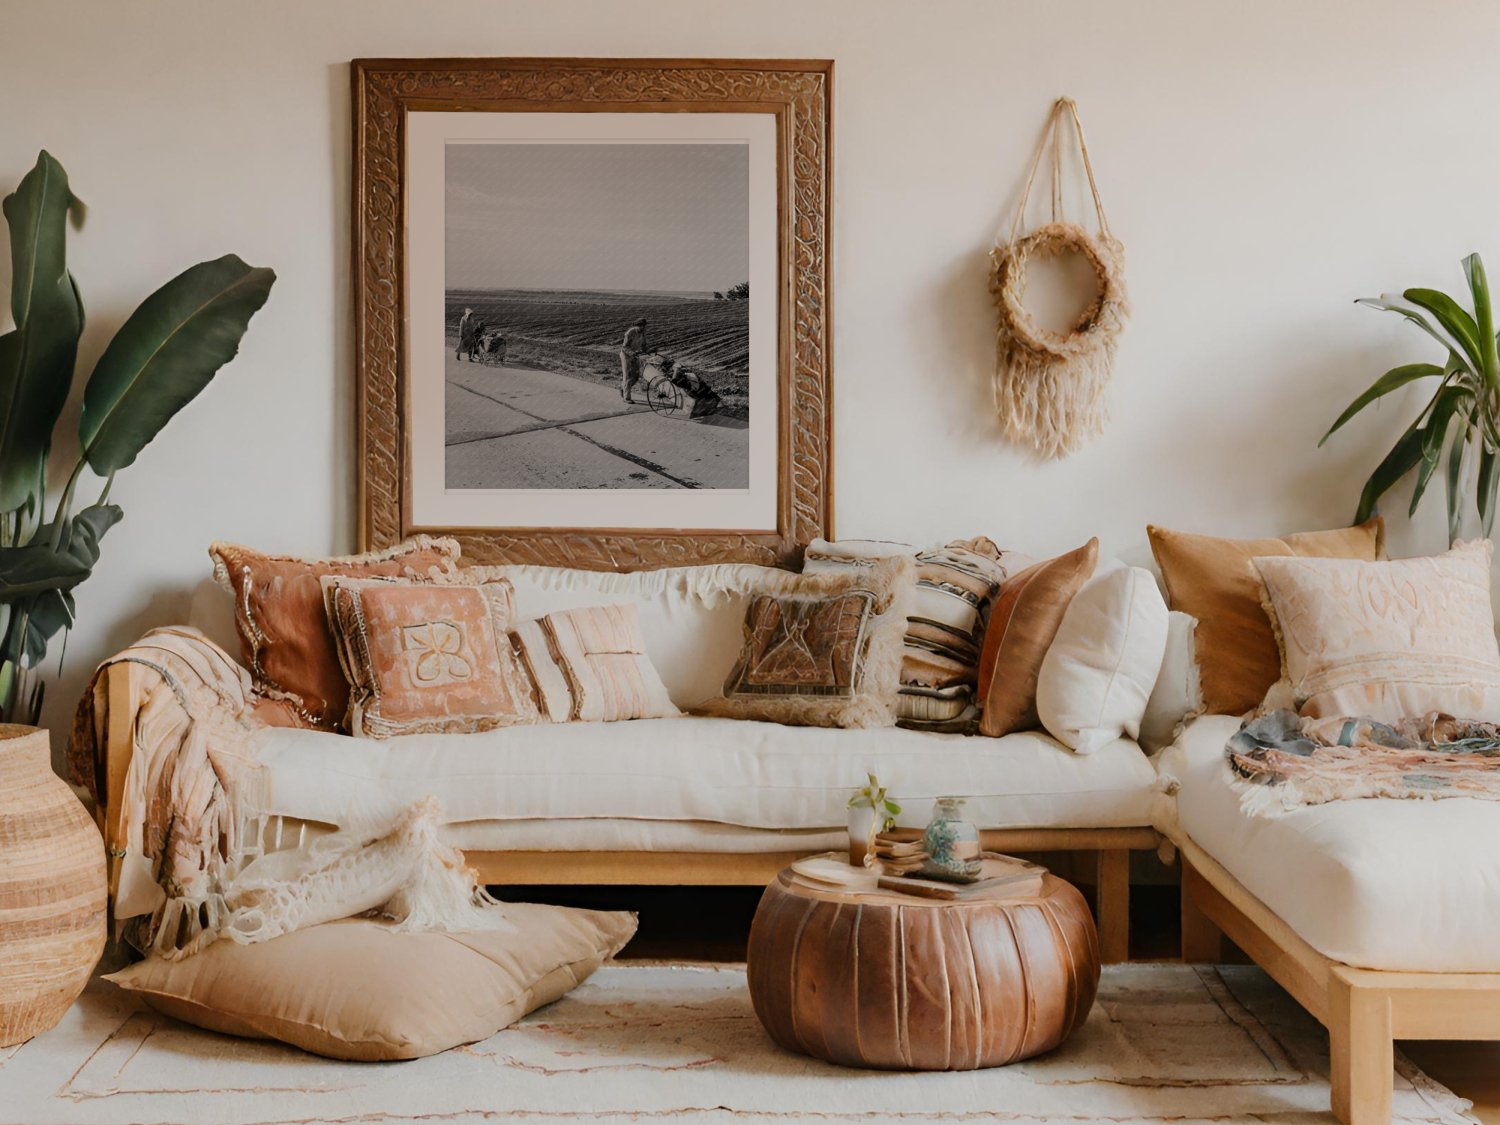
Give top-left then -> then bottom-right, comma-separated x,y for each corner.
1253,540 -> 1500,722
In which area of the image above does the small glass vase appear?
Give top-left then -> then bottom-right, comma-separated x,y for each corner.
921,797 -> 983,882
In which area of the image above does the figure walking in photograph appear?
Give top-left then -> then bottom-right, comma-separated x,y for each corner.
619,318 -> 648,403
457,307 -> 483,361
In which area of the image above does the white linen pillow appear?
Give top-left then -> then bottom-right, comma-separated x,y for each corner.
1036,564 -> 1169,754
1253,540 -> 1500,722
1138,611 -> 1202,751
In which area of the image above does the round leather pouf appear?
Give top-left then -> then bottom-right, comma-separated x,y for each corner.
747,867 -> 1099,1070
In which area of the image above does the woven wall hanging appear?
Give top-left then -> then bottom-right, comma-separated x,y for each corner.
990,97 -> 1129,460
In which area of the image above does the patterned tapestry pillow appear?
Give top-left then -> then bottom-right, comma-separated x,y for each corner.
700,555 -> 916,729
211,537 -> 461,730
977,538 -> 1099,738
1254,540 -> 1500,723
1147,518 -> 1385,717
510,603 -> 680,723
322,575 -> 539,738
803,538 -> 1024,731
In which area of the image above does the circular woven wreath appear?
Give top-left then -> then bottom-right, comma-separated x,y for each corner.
990,221 -> 1127,359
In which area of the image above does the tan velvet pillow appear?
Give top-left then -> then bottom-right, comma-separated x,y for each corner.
699,555 -> 915,729
105,904 -> 637,1061
323,575 -> 540,738
509,603 -> 679,724
1255,540 -> 1500,722
976,539 -> 1099,737
1147,518 -> 1385,716
210,537 -> 461,729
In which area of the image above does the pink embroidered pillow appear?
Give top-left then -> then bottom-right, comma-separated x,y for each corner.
322,575 -> 539,738
510,603 -> 679,723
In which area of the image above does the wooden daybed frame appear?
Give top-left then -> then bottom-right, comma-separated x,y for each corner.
1178,834 -> 1500,1125
99,662 -> 1156,963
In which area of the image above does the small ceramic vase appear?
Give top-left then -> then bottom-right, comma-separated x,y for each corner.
921,797 -> 983,882
847,804 -> 878,866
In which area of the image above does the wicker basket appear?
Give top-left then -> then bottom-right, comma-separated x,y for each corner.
0,724 -> 106,1046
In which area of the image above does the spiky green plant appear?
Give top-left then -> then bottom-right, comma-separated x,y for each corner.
1323,253 -> 1500,544
0,151 -> 274,724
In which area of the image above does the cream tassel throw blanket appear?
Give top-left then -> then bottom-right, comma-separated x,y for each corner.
71,628 -> 509,960
990,98 -> 1129,460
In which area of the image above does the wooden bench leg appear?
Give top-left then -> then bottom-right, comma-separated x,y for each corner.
1094,848 -> 1129,964
1329,968 -> 1393,1125
1179,858 -> 1224,963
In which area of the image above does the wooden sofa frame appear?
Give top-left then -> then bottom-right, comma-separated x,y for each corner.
99,661 -> 1156,963
1179,835 -> 1500,1125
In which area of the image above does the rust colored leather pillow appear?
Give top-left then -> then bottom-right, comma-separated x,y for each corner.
976,539 -> 1099,738
210,537 -> 461,730
1147,518 -> 1385,717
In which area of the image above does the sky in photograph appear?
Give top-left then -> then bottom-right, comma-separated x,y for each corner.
445,142 -> 749,293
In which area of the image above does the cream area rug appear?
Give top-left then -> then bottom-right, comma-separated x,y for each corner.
0,963 -> 1474,1124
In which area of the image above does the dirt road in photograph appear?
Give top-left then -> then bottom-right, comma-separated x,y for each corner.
445,354 -> 749,490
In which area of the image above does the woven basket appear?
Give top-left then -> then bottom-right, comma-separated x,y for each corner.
0,724 -> 106,1046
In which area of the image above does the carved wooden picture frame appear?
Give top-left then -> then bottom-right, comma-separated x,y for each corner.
352,58 -> 832,569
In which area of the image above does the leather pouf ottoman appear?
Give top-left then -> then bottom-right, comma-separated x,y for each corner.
747,866 -> 1099,1070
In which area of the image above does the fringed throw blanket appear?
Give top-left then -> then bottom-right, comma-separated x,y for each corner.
1227,708 -> 1500,816
70,627 -> 509,959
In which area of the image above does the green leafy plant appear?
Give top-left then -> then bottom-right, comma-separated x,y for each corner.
847,772 -> 901,832
0,151 -> 274,724
1323,253 -> 1500,543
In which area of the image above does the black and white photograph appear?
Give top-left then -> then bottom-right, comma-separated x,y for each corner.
442,142 -> 751,492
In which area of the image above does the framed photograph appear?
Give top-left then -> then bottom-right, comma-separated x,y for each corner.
352,58 -> 833,569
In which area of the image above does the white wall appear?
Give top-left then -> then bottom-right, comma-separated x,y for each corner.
2,0 -> 1497,745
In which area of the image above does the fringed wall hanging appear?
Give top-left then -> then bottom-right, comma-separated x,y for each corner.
990,97 -> 1129,460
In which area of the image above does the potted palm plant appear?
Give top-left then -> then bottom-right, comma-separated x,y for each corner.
0,150 -> 274,724
1323,253 -> 1500,544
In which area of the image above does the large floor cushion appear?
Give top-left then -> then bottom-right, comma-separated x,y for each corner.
1159,715 -> 1500,972
249,717 -> 1159,833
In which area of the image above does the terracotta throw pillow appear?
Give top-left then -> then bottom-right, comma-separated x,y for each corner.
322,575 -> 539,738
210,537 -> 461,729
1147,518 -> 1385,716
977,539 -> 1099,738
105,904 -> 637,1061
700,555 -> 915,729
1255,540 -> 1500,722
510,603 -> 679,723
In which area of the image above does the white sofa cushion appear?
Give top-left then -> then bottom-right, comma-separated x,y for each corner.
249,717 -> 1158,833
1035,564 -> 1168,754
1158,714 -> 1500,972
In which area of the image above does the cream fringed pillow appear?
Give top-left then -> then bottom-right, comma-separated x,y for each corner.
323,575 -> 539,738
699,555 -> 915,729
1254,540 -> 1500,722
510,603 -> 679,723
106,905 -> 637,1061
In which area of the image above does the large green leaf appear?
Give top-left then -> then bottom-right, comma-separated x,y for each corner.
1462,253 -> 1499,391
0,151 -> 83,512
1481,447 -> 1500,536
1355,421 -> 1426,524
1404,287 -> 1483,372
1445,410 -> 1471,544
1320,362 -> 1443,446
0,542 -> 90,598
1410,387 -> 1469,517
79,254 -> 274,474
1357,295 -> 1473,367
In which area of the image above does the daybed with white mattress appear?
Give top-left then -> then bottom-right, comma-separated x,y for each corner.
1161,715 -> 1500,1125
95,562 -> 1163,964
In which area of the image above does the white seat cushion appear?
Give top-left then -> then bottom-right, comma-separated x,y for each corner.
1158,715 -> 1500,972
249,717 -> 1157,834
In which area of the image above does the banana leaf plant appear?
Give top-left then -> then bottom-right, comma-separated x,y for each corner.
1323,253 -> 1500,545
0,151 -> 274,725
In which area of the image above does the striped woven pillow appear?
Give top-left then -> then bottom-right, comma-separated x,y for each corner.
803,538 -> 1025,732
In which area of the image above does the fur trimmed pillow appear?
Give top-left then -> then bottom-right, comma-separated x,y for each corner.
322,574 -> 540,738
210,537 -> 461,730
698,555 -> 916,729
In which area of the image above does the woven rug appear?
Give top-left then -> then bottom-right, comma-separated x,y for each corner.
0,962 -> 1474,1124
